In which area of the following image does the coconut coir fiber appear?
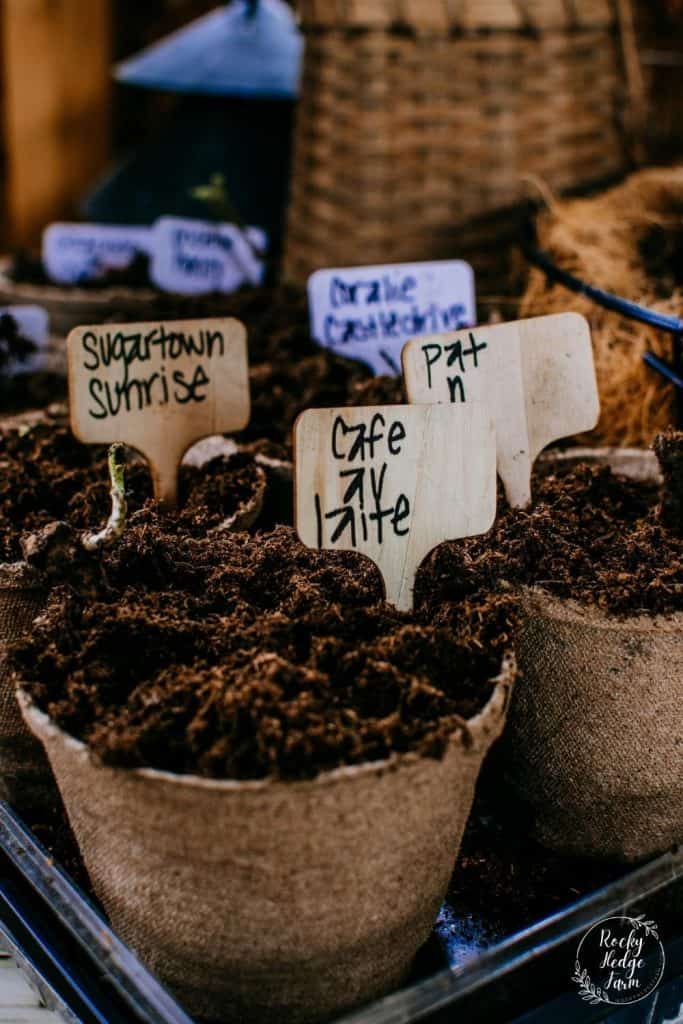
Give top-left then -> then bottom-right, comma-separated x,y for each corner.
521,168 -> 683,446
417,449 -> 682,617
12,523 -> 515,782
0,414 -> 263,563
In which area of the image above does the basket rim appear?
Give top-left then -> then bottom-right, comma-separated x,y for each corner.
295,0 -> 617,33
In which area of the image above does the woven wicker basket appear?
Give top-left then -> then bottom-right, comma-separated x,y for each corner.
284,0 -> 637,286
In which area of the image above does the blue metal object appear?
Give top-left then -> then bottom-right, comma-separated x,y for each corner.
644,351 -> 683,392
114,0 -> 303,99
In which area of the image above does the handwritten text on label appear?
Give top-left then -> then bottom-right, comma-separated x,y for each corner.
402,313 -> 600,508
150,217 -> 267,295
308,261 -> 475,376
68,317 -> 250,505
41,218 -> 267,294
43,224 -> 151,285
295,404 -> 496,610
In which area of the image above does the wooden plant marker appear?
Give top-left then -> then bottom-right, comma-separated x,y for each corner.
68,317 -> 250,505
402,313 -> 600,508
295,404 -> 496,611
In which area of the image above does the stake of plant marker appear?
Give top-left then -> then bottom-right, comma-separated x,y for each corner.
294,404 -> 496,611
67,317 -> 250,506
402,313 -> 600,509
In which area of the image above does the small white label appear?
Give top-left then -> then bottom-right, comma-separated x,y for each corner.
43,223 -> 151,285
0,305 -> 50,375
308,260 -> 476,376
150,217 -> 267,296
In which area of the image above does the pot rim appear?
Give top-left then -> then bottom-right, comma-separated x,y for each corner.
16,651 -> 515,795
538,446 -> 660,477
521,585 -> 683,631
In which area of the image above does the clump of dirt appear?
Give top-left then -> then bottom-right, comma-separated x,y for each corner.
0,414 -> 264,563
418,456 -> 682,616
11,526 -> 515,782
654,429 -> 683,535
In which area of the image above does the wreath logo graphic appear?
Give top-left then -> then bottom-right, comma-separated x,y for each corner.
573,915 -> 665,1007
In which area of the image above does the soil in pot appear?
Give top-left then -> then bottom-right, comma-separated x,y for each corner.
0,411 -> 267,566
418,442 -> 681,616
419,439 -> 682,861
13,525 -> 515,780
11,524 -> 515,1022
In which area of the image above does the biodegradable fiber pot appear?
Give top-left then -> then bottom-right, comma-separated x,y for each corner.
0,563 -> 51,811
18,656 -> 515,1024
0,423 -> 265,814
502,449 -> 682,863
0,410 -> 57,812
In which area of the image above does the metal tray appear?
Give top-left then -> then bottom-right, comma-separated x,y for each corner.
0,796 -> 681,1024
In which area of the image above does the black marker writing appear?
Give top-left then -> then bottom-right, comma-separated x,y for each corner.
82,324 -> 224,420
324,303 -> 467,347
422,332 -> 488,401
316,413 -> 410,549
330,274 -> 417,308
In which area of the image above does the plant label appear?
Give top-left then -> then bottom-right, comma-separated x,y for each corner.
295,404 -> 496,611
402,313 -> 600,509
308,260 -> 475,376
67,317 -> 250,506
43,223 -> 151,285
150,217 -> 267,295
0,305 -> 49,375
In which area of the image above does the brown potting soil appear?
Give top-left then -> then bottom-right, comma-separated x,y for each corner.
11,524 -> 515,782
0,413 -> 264,563
417,453 -> 683,617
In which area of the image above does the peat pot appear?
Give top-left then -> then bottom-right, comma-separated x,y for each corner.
0,411 -> 57,813
0,563 -> 51,812
18,655 -> 515,1024
502,449 -> 682,862
0,423 -> 266,813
